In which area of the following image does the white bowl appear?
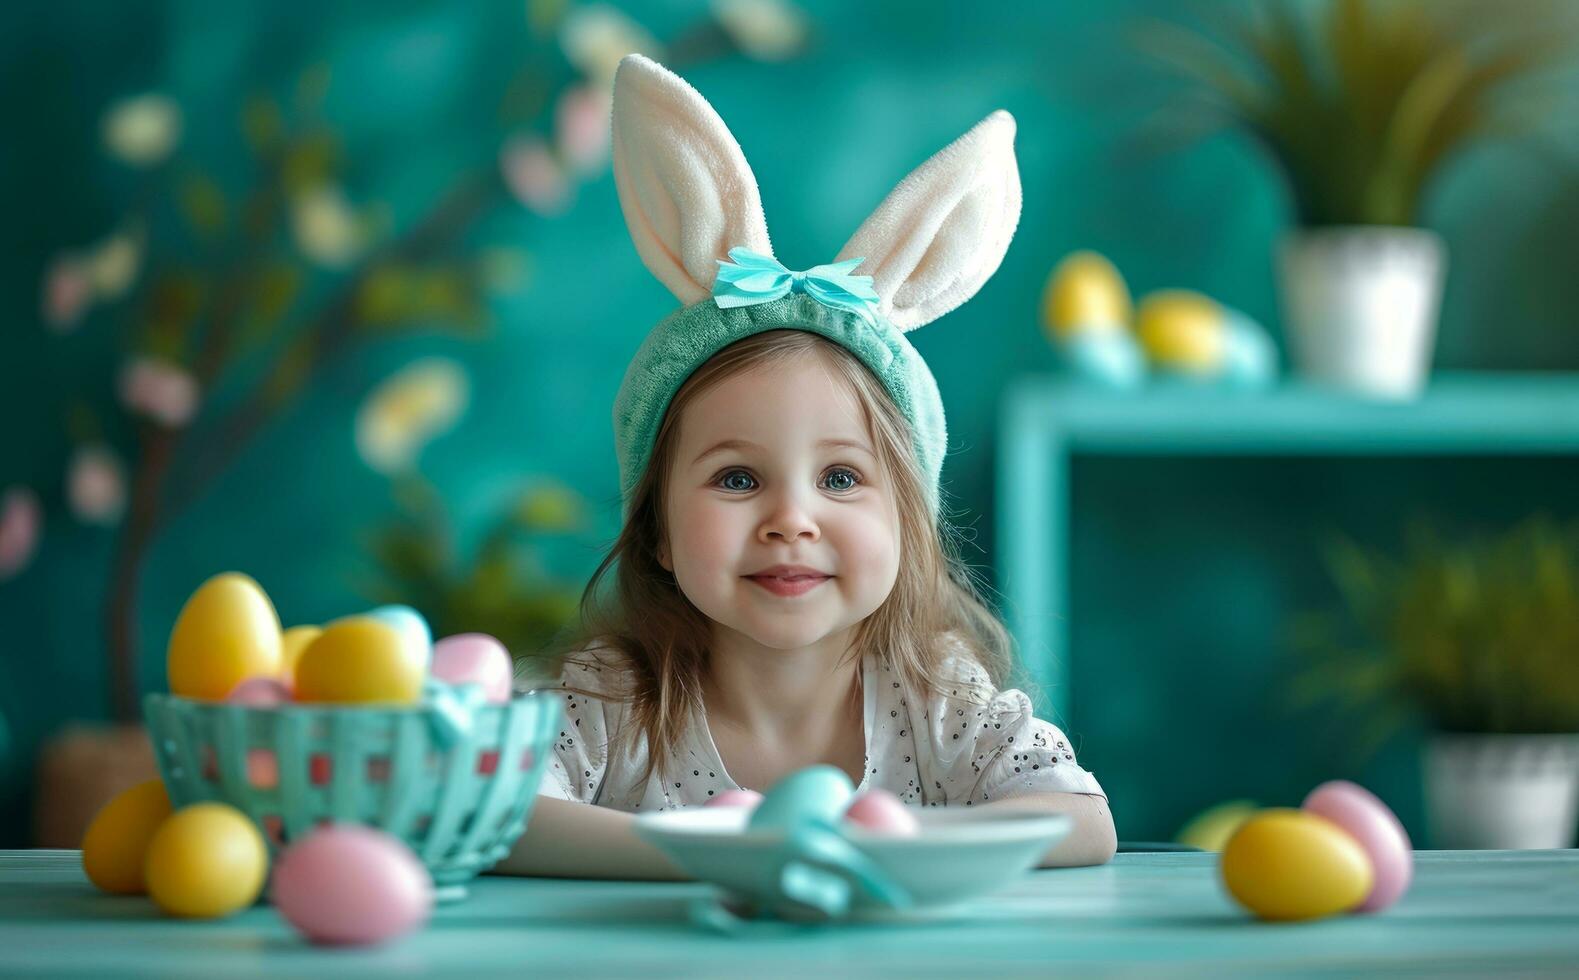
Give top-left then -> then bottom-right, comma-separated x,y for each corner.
634,806 -> 1071,921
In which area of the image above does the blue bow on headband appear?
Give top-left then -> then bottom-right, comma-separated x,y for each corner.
712,247 -> 881,326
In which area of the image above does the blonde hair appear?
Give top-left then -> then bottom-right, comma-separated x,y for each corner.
553,329 -> 1014,781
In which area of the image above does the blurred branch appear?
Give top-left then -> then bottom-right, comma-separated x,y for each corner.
104,420 -> 175,722
187,154 -> 287,390
52,0 -> 814,724
162,168 -> 502,522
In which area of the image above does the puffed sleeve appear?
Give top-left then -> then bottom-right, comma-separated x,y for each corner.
960,688 -> 1105,804
529,649 -> 629,805
914,646 -> 1105,806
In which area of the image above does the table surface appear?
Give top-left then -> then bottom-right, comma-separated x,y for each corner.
3,849 -> 1578,977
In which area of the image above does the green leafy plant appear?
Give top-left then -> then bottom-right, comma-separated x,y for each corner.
1130,0 -> 1578,225
356,474 -> 588,676
1291,516 -> 1579,757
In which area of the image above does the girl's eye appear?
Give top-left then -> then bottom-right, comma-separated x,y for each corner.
718,469 -> 756,492
822,467 -> 860,493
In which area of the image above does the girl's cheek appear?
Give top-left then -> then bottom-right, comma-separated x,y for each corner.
839,509 -> 899,576
871,507 -> 903,585
675,500 -> 738,568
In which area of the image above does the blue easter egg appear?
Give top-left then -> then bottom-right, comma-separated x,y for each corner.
1222,311 -> 1278,389
1058,329 -> 1147,388
748,765 -> 856,832
367,604 -> 432,669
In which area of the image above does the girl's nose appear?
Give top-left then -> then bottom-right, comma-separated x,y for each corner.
757,493 -> 820,544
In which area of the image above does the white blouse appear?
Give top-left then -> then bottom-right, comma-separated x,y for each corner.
530,647 -> 1105,810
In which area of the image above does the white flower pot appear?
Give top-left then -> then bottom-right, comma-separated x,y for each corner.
1278,226 -> 1446,400
1424,734 -> 1579,849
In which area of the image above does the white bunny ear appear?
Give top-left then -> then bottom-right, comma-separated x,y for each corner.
835,110 -> 1022,332
610,54 -> 773,305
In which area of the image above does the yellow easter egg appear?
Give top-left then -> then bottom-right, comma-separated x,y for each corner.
1220,808 -> 1374,922
1042,251 -> 1132,339
279,624 -> 322,689
81,779 -> 172,894
144,803 -> 267,918
167,572 -> 283,700
1135,290 -> 1226,372
1177,799 -> 1259,852
293,617 -> 424,704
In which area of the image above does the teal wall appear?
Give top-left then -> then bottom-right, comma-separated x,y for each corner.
4,1 -> 1579,845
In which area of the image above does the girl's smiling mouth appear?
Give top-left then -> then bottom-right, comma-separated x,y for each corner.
744,565 -> 832,597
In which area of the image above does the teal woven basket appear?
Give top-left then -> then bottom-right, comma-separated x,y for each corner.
143,690 -> 560,900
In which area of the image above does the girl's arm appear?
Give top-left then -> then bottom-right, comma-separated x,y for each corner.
491,796 -> 691,880
981,791 -> 1117,868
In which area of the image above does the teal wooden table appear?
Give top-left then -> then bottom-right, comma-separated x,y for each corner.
3,849 -> 1576,977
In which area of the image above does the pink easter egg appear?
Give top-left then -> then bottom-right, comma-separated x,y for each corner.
431,633 -> 513,704
271,825 -> 434,946
1302,780 -> 1413,913
844,788 -> 921,836
227,676 -> 291,705
704,788 -> 764,809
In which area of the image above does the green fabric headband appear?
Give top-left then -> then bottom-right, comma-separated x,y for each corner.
612,291 -> 947,516
608,54 -> 1023,522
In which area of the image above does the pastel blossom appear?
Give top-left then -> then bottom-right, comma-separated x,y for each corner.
0,487 -> 42,580
500,136 -> 571,216
67,445 -> 126,525
86,229 -> 143,300
559,6 -> 661,87
712,0 -> 809,61
41,255 -> 94,332
118,357 -> 200,427
102,94 -> 182,167
291,186 -> 364,268
355,358 -> 470,475
555,85 -> 612,175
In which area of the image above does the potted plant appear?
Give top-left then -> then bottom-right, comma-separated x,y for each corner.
1131,0 -> 1576,398
1292,517 -> 1579,849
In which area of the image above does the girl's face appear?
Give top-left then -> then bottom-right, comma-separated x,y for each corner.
660,352 -> 901,652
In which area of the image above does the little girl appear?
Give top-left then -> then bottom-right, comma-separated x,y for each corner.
499,55 -> 1114,879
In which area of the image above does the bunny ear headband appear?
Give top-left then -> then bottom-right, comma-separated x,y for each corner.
609,53 -> 1022,517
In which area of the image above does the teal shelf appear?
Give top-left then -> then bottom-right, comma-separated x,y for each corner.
995,371 -> 1579,723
